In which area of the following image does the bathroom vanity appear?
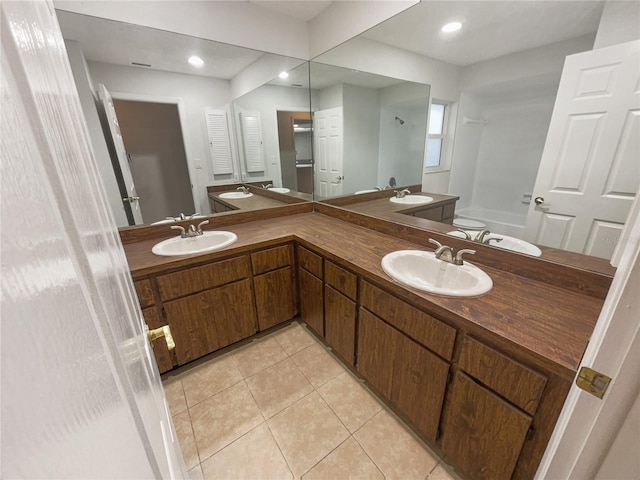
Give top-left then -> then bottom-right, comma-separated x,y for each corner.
122,203 -> 610,480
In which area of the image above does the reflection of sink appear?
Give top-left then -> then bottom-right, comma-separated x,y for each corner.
152,231 -> 237,257
355,189 -> 378,195
448,231 -> 542,257
381,250 -> 492,297
389,195 -> 434,205
219,191 -> 253,199
268,187 -> 290,193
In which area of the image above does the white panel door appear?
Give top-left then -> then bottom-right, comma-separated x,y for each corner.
206,108 -> 234,175
314,107 -> 344,197
98,83 -> 144,225
1,2 -> 185,477
240,111 -> 265,172
523,40 -> 640,259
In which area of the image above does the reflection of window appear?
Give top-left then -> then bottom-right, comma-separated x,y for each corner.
425,103 -> 446,168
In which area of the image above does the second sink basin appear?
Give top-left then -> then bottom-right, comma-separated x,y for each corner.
268,187 -> 290,193
219,191 -> 253,199
390,195 -> 434,205
448,230 -> 542,257
152,231 -> 237,256
381,250 -> 492,297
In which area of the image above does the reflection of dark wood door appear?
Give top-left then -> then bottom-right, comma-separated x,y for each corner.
277,111 -> 312,192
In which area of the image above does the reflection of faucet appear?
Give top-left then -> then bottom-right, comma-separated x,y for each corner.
237,186 -> 250,194
171,220 -> 209,238
394,189 -> 411,198
429,239 -> 476,265
456,229 -> 473,240
475,229 -> 492,244
262,183 -> 273,189
375,186 -> 383,191
179,213 -> 186,220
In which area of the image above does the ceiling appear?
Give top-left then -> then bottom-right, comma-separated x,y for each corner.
361,1 -> 605,66
57,1 -> 611,81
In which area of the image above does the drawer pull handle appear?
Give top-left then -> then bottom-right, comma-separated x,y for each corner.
146,324 -> 176,351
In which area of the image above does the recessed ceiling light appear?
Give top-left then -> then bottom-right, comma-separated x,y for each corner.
279,71 -> 289,80
188,56 -> 204,67
441,21 -> 462,33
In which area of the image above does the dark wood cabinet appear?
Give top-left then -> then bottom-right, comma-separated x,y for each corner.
251,245 -> 297,331
324,261 -> 357,365
141,306 -> 173,373
441,371 -> 533,480
324,285 -> 356,364
356,309 -> 397,398
358,307 -> 450,442
297,246 -> 324,336
391,332 -> 449,442
409,199 -> 457,224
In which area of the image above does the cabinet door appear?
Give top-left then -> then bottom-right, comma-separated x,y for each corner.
357,309 -> 397,398
163,290 -> 221,365
324,285 -> 356,365
142,307 -> 173,373
211,279 -> 257,347
254,267 -> 297,331
391,333 -> 449,442
441,371 -> 533,480
299,268 -> 323,336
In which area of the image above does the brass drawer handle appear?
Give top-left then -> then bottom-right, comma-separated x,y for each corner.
146,325 -> 175,351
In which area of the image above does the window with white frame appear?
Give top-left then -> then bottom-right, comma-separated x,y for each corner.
425,102 -> 447,168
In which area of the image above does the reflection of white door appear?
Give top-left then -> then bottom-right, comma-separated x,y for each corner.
523,40 -> 640,260
314,107 -> 344,197
98,84 -> 144,225
2,1 -> 185,477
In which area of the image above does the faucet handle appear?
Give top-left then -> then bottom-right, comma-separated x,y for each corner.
428,238 -> 443,249
196,220 -> 209,233
455,248 -> 476,265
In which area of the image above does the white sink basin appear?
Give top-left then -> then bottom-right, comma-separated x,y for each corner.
381,250 -> 492,297
219,191 -> 253,199
448,231 -> 542,257
268,187 -> 290,193
152,231 -> 237,257
389,195 -> 434,205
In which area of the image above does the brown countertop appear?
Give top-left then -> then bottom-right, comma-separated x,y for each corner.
124,211 -> 603,380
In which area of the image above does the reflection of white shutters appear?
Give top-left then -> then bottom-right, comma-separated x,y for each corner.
205,109 -> 234,175
241,112 -> 265,172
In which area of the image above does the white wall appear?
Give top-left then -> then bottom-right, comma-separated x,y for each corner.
593,0 -> 640,49
87,61 -> 232,215
233,84 -> 312,187
64,41 -> 129,227
343,84 -> 380,193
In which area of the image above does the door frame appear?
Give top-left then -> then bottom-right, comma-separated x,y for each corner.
109,91 -> 200,215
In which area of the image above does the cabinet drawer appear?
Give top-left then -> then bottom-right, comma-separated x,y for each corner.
459,337 -> 547,415
251,244 -> 293,275
298,246 -> 323,278
157,256 -> 251,301
325,261 -> 357,300
360,280 -> 456,360
134,279 -> 155,308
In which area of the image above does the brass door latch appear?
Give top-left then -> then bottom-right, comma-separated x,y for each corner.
576,366 -> 611,399
146,325 -> 175,351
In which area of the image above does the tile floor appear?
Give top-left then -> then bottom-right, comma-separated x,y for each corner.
163,321 -> 462,480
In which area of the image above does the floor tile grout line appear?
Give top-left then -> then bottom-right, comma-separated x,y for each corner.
264,419 -> 296,479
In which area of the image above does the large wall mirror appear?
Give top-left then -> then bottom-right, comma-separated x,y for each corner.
56,10 -> 311,228
308,63 -> 430,198
313,0 -> 638,268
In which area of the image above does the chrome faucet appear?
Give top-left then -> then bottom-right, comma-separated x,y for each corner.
179,212 -> 186,220
429,239 -> 476,266
237,186 -> 250,194
170,220 -> 209,238
456,229 -> 473,240
262,183 -> 273,189
394,189 -> 411,198
475,229 -> 492,244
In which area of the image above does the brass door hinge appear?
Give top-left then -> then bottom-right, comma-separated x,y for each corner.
576,366 -> 611,399
146,324 -> 176,351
